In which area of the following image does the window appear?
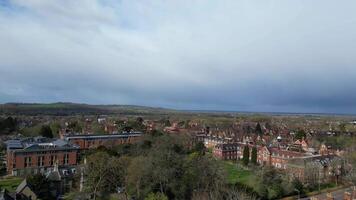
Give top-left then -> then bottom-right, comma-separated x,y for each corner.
50,155 -> 57,165
63,154 -> 69,165
37,156 -> 44,167
24,157 -> 32,167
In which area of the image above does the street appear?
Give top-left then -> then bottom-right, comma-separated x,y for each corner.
300,187 -> 353,200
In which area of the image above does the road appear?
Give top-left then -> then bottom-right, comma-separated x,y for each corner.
300,187 -> 354,200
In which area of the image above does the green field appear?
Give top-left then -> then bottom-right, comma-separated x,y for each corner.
223,161 -> 256,186
0,177 -> 23,192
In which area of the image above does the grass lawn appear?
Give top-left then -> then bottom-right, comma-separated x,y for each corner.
223,161 -> 256,187
0,176 -> 23,192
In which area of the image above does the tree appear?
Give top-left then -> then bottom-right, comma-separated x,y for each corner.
39,125 -> 53,138
27,174 -> 51,200
223,186 -> 257,200
126,134 -> 226,199
269,183 -> 284,199
136,117 -> 144,124
256,167 -> 285,199
164,119 -> 171,127
243,146 -> 250,166
251,147 -> 257,165
0,117 -> 17,134
256,183 -> 268,199
193,141 -> 206,155
339,123 -> 347,133
255,123 -> 263,135
50,122 -> 61,137
345,138 -> 356,184
92,122 -> 105,134
67,121 -> 82,132
265,122 -> 272,131
295,129 -> 306,140
145,192 -> 168,200
85,152 -> 125,200
291,178 -> 304,195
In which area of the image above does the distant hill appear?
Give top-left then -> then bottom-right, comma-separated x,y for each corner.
0,102 -> 177,116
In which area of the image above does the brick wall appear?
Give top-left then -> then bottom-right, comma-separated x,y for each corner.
7,149 -> 79,175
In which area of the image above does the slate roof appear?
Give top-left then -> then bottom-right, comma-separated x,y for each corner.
0,189 -> 14,200
5,140 -> 23,150
6,138 -> 79,152
64,132 -> 142,140
15,179 -> 29,194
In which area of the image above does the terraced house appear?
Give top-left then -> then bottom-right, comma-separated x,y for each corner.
6,137 -> 79,176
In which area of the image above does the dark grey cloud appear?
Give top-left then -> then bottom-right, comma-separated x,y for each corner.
1,0 -> 356,113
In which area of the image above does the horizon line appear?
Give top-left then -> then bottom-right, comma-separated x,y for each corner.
1,101 -> 356,117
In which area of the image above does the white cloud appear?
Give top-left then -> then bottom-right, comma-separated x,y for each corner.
1,0 -> 356,113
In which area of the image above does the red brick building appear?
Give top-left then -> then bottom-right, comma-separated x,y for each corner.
258,146 -> 306,169
213,143 -> 243,160
63,132 -> 143,149
6,137 -> 79,176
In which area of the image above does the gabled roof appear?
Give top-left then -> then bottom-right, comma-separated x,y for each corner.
0,189 -> 14,200
15,179 -> 29,194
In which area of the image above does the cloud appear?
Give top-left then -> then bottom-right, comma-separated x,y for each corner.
1,0 -> 356,113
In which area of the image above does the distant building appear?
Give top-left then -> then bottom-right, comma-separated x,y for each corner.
287,155 -> 343,184
213,143 -> 243,160
258,146 -> 307,169
97,117 -> 106,124
46,162 -> 76,197
294,139 -> 309,152
6,137 -> 79,176
195,134 -> 233,149
63,132 -> 143,149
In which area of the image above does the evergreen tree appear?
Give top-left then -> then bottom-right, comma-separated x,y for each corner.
251,146 -> 257,165
295,129 -> 306,140
255,123 -> 263,135
27,174 -> 51,200
242,145 -> 250,166
39,125 -> 53,138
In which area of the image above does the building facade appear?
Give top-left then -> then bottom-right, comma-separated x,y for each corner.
6,137 -> 79,176
63,132 -> 143,149
213,143 -> 243,160
257,146 -> 306,169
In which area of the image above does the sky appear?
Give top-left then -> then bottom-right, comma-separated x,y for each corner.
0,0 -> 356,114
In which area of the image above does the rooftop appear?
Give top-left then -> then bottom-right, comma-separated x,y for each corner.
6,137 -> 79,151
63,132 -> 143,140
